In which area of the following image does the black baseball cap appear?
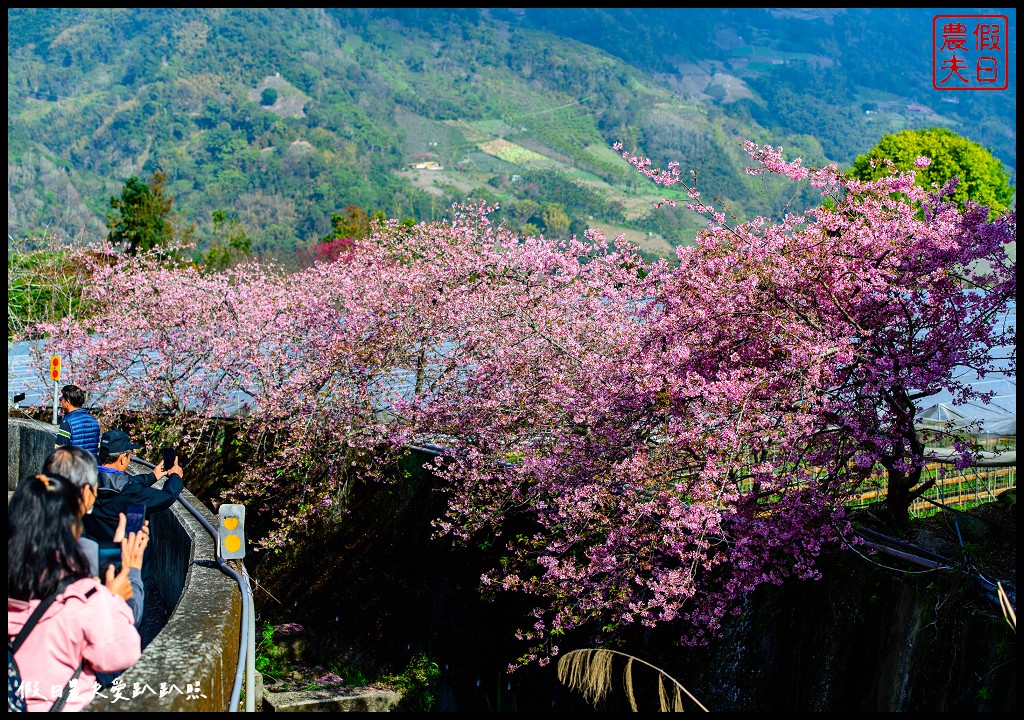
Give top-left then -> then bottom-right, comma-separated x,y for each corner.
100,429 -> 142,456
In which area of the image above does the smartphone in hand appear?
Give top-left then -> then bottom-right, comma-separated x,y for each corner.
126,503 -> 146,535
97,541 -> 123,576
161,447 -> 177,470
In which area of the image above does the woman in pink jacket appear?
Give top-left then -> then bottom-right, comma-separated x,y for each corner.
8,474 -> 142,712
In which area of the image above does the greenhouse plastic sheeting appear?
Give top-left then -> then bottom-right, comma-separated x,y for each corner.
916,374 -> 1016,438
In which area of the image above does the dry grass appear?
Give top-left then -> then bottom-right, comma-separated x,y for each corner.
556,648 -> 709,712
998,582 -> 1016,632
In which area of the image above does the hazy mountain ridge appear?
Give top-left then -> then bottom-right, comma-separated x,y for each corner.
7,8 -> 1016,259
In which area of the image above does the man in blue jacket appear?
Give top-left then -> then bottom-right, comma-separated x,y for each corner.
54,384 -> 101,456
83,428 -> 185,543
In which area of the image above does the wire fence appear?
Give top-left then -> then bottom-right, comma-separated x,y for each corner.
847,462 -> 1017,517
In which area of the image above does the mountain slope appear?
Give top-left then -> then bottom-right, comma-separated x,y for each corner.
7,8 -> 1016,260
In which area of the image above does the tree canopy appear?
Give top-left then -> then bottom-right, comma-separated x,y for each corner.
106,172 -> 178,255
848,127 -> 1015,217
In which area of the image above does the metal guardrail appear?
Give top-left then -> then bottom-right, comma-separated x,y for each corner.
128,454 -> 257,712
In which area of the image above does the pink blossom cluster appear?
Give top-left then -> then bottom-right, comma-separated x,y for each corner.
32,139 -> 1016,670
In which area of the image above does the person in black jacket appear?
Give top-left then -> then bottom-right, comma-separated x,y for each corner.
83,429 -> 184,543
42,445 -> 148,627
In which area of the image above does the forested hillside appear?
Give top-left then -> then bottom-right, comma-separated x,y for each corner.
7,8 -> 1016,261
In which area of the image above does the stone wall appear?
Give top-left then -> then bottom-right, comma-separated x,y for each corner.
249,446 -> 1015,712
8,416 -> 56,490
650,547 -> 1017,712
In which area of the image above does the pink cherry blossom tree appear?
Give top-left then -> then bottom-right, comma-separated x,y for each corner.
32,141 -> 1014,669
619,141 -> 1016,527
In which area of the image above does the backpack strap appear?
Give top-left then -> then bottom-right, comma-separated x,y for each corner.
9,583 -> 93,712
47,662 -> 83,713
9,594 -> 60,654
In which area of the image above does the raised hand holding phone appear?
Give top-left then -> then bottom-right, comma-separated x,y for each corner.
97,541 -> 123,577
120,523 -> 149,571
104,559 -> 133,602
126,503 -> 146,535
161,447 -> 177,470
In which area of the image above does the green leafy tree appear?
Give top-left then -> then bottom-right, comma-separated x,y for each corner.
541,202 -> 571,237
106,172 -> 176,255
322,204 -> 377,243
7,234 -> 94,340
568,216 -> 589,238
509,199 -> 540,227
519,222 -> 541,237
202,210 -> 252,272
260,87 -> 279,106
308,204 -> 386,266
848,127 -> 1014,216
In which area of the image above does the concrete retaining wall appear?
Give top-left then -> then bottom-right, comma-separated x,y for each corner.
8,417 -> 243,712
8,416 -> 57,490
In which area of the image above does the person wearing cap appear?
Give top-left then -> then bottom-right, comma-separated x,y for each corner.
83,428 -> 185,543
54,384 -> 101,456
42,445 -> 149,627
